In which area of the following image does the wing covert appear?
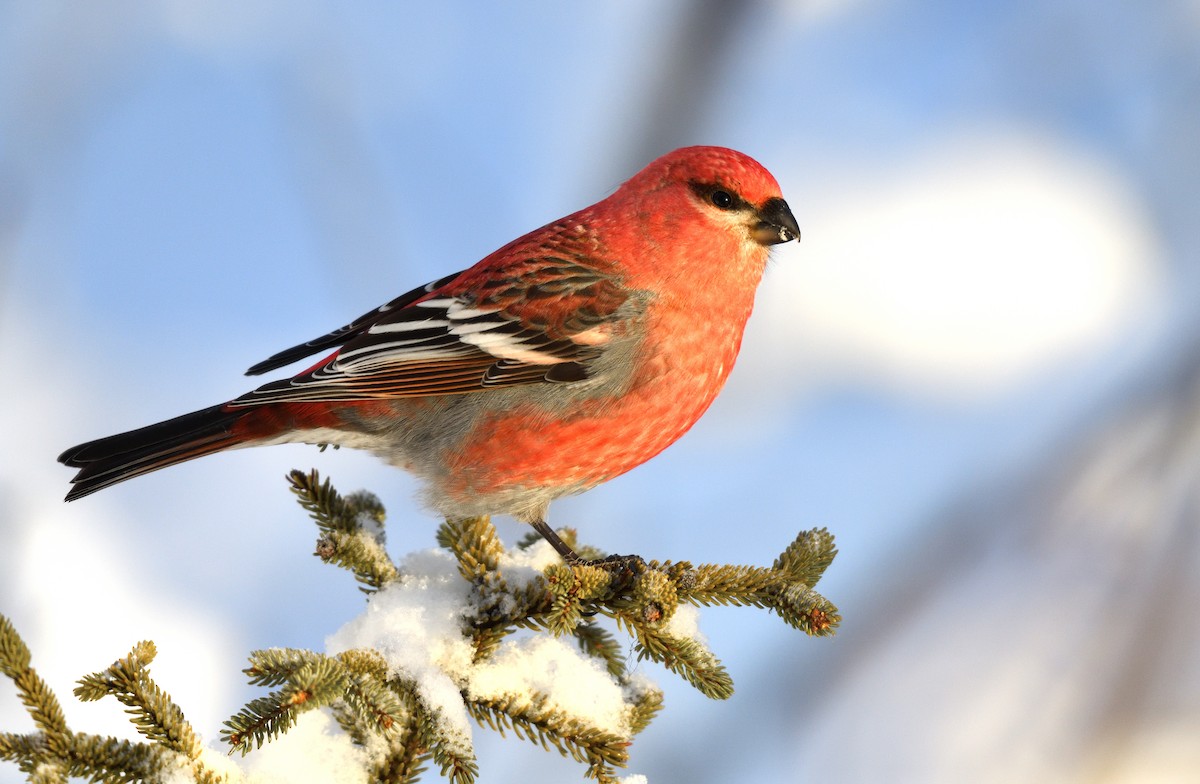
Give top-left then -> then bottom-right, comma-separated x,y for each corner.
231,254 -> 633,407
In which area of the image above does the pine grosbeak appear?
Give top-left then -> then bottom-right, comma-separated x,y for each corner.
59,146 -> 800,561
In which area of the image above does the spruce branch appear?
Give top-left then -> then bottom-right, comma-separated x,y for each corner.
0,732 -> 50,779
437,516 -> 506,580
222,692 -> 303,755
619,617 -> 734,700
410,696 -> 478,784
74,640 -> 202,759
573,622 -> 626,679
289,468 -> 400,591
540,562 -> 615,635
241,647 -> 407,737
336,652 -> 409,736
243,646 -> 322,688
624,685 -> 664,737
367,726 -> 430,784
60,733 -> 179,784
3,472 -> 842,783
2,731 -> 174,784
223,653 -> 350,754
774,526 -> 838,586
329,656 -> 428,778
0,614 -> 69,760
679,527 -> 842,635
1,616 -> 227,783
464,566 -> 555,663
466,693 -> 629,783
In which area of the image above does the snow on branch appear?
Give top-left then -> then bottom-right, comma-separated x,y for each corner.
1,469 -> 840,783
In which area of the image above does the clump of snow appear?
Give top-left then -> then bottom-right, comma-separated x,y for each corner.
490,538 -> 564,617
325,548 -> 477,756
324,539 -> 665,762
354,509 -> 386,541
496,537 -> 562,577
91,537 -> 671,784
467,635 -> 633,735
179,538 -> 673,782
185,748 -> 243,784
663,604 -> 705,644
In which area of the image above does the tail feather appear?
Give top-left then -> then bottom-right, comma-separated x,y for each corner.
59,404 -> 251,501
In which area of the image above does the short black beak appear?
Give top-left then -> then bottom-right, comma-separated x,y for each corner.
752,197 -> 800,246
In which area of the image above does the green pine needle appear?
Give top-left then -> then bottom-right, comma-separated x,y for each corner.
74,641 -> 202,758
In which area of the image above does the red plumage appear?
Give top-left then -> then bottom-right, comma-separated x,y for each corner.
59,146 -> 800,560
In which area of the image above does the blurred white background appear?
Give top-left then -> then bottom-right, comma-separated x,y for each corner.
2,1 -> 1198,782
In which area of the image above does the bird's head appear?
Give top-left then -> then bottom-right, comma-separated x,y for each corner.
629,146 -> 800,249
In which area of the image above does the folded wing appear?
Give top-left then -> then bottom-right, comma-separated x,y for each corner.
233,255 -> 632,406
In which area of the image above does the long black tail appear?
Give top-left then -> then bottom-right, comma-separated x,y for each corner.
59,404 -> 251,501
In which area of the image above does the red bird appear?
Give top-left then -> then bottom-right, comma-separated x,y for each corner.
59,146 -> 799,562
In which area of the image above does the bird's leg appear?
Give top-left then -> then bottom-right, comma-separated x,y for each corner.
528,519 -> 646,573
529,518 -> 583,562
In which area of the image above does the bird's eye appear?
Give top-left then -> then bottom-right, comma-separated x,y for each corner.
710,189 -> 734,209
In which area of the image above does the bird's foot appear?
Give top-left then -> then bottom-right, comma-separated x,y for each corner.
528,519 -> 645,575
567,552 -> 646,576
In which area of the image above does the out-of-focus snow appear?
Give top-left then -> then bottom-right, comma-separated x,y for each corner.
757,131 -> 1160,396
159,712 -> 371,784
238,712 -> 369,784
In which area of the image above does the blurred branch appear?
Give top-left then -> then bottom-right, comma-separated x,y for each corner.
623,1 -> 766,169
775,338 -> 1200,780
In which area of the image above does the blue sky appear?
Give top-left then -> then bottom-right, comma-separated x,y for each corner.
3,2 -> 1198,782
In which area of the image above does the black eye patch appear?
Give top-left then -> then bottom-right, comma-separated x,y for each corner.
689,181 -> 749,211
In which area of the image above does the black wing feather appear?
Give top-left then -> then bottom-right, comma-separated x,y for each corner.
244,271 -> 462,376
